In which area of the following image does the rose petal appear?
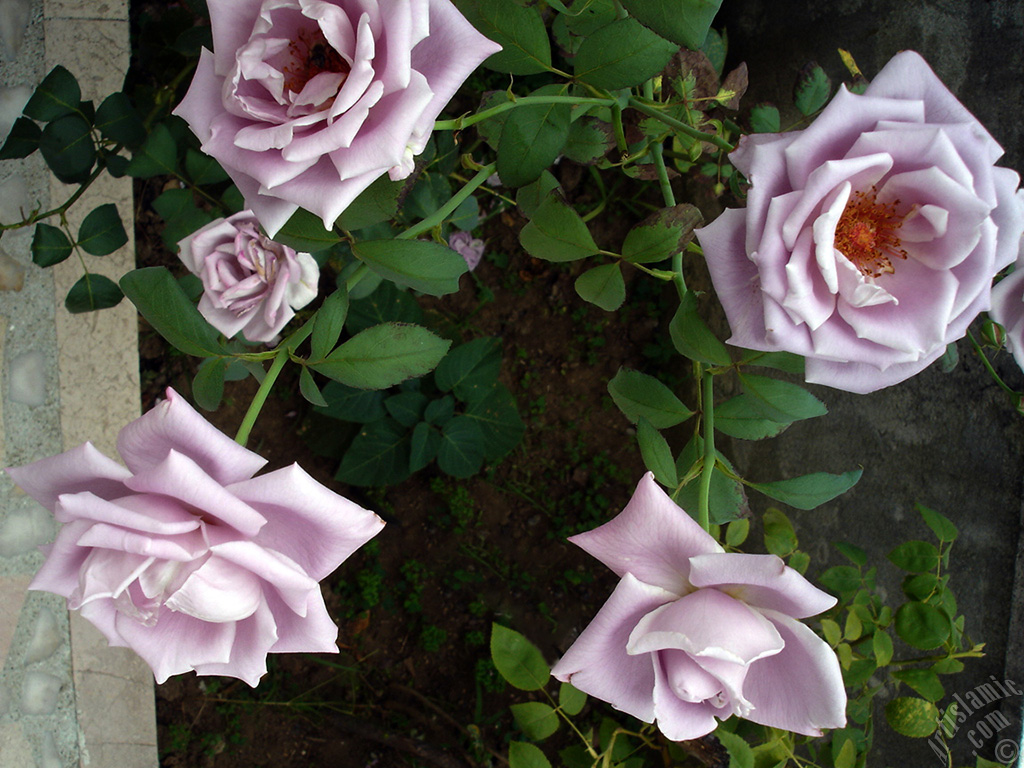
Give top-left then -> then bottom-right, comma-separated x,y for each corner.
649,650 -> 720,741
265,587 -> 340,654
687,553 -> 837,618
568,473 -> 722,595
6,442 -> 131,511
192,599 -> 279,687
116,607 -> 238,684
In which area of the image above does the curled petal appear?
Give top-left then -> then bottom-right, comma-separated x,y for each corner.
7,442 -> 131,510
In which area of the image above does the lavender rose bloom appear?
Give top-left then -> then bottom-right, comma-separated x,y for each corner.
174,0 -> 501,236
552,473 -> 845,740
697,51 -> 1024,393
7,388 -> 384,686
179,211 -> 319,342
448,230 -> 484,271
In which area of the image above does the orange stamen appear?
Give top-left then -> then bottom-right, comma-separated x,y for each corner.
834,187 -> 907,278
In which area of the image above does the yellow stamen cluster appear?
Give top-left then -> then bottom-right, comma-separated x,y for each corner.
834,188 -> 907,278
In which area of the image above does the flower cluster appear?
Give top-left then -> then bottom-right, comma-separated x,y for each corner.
552,474 -> 846,740
7,388 -> 384,686
697,51 -> 1024,393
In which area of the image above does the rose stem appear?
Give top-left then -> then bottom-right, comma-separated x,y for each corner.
398,163 -> 495,241
433,96 -> 614,131
643,79 -> 677,210
627,97 -> 735,153
697,368 -> 715,532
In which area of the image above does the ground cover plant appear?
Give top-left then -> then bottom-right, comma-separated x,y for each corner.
2,0 -> 1023,766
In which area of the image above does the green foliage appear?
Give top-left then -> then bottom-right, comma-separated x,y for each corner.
670,290 -> 731,365
498,88 -> 572,188
65,273 -> 123,313
519,189 -> 599,262
573,17 -> 678,90
574,263 -> 625,311
748,469 -> 862,510
607,367 -> 694,428
795,63 -> 832,116
621,205 -> 703,264
453,0 -> 552,75
31,224 -> 73,267
619,0 -> 724,49
78,204 -> 128,256
353,239 -> 468,296
490,624 -> 550,691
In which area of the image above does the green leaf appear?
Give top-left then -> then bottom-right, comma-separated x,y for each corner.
314,323 -> 451,390
95,92 -> 145,147
895,602 -> 950,650
637,417 -> 678,487
120,266 -> 226,356
888,541 -> 940,573
795,63 -> 832,116
464,385 -> 524,462
335,418 -> 411,486
515,171 -> 559,219
510,702 -> 559,741
748,469 -> 862,511
763,508 -> 797,557
40,114 -> 95,183
452,0 -> 552,75
892,669 -> 945,702
315,381 -> 386,423
714,395 -> 790,440
740,350 -> 806,375
619,0 -> 723,49
670,291 -> 731,365
298,366 -> 328,407
714,728 -> 754,768
821,619 -> 841,647
78,204 -> 128,256
834,541 -> 867,566
439,416 -> 486,477
0,116 -> 42,160
65,273 -> 123,313
192,357 -> 227,411
24,66 -> 82,121
424,395 -> 455,426
353,239 -> 467,296
749,104 -> 780,133
725,518 -> 749,547
31,224 -> 73,267
125,122 -> 178,178
917,503 -> 958,542
873,629 -> 893,666
508,741 -> 552,768
608,367 -> 694,428
337,174 -> 403,231
151,188 -> 215,250
563,117 -> 613,165
674,437 -> 748,525
385,391 -> 429,429
575,263 -> 625,311
310,289 -> 349,361
409,421 -> 440,473
435,337 -> 502,402
622,205 -> 703,264
184,149 -> 229,185
884,697 -> 938,738
491,624 -> 549,691
497,89 -> 571,188
833,737 -> 856,768
274,206 -> 343,253
558,683 -> 586,716
574,17 -> 678,90
519,191 -> 598,262
738,372 -> 827,423
818,565 -> 862,596
346,280 -> 423,334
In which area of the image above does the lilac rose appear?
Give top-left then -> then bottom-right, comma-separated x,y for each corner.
552,473 -> 845,740
174,0 -> 501,236
696,51 -> 1024,393
448,230 -> 484,271
179,211 -> 319,342
6,388 -> 384,686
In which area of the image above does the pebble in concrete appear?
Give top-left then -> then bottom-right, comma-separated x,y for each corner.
0,173 -> 29,224
0,0 -> 32,60
20,671 -> 62,715
0,246 -> 24,291
0,83 -> 30,137
0,505 -> 53,556
9,351 -> 47,406
24,607 -> 60,663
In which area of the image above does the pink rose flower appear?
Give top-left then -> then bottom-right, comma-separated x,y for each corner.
990,261 -> 1024,372
697,51 -> 1024,393
552,473 -> 845,740
448,230 -> 484,271
173,0 -> 501,236
179,211 -> 319,343
6,388 -> 384,686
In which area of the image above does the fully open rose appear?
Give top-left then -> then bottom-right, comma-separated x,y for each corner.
174,0 -> 500,236
7,388 -> 384,686
551,474 -> 845,740
697,51 -> 1024,393
179,211 -> 319,342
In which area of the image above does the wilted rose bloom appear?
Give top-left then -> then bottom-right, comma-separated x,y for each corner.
448,231 -> 484,271
990,261 -> 1024,372
552,473 -> 845,740
179,211 -> 319,343
174,0 -> 501,236
697,51 -> 1024,393
7,388 -> 384,686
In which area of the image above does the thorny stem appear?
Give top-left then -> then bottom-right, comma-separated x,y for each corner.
627,97 -> 735,153
398,162 -> 495,241
234,346 -> 290,447
967,330 -> 1016,396
644,80 -> 676,208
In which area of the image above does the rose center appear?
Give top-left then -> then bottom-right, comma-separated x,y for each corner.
283,29 -> 350,96
833,188 -> 907,278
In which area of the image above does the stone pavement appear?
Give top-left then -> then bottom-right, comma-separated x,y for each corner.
0,0 -> 158,766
